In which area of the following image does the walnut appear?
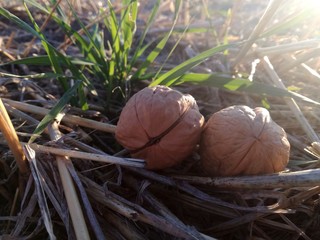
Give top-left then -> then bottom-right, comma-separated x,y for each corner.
200,105 -> 290,176
116,85 -> 204,170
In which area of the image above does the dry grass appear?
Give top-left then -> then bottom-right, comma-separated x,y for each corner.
1,0 -> 320,239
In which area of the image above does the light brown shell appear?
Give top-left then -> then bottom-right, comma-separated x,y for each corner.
200,105 -> 290,176
115,85 -> 204,170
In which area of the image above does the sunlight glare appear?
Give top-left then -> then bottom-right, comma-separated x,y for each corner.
305,0 -> 320,8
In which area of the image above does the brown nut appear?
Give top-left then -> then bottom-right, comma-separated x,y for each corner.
200,105 -> 290,176
115,85 -> 204,170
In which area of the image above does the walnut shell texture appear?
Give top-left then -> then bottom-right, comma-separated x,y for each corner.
200,105 -> 290,176
116,85 -> 204,170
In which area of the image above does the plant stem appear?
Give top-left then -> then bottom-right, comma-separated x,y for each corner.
262,56 -> 320,143
23,142 -> 145,168
48,121 -> 90,240
172,168 -> 320,189
0,98 -> 27,175
3,98 -> 116,133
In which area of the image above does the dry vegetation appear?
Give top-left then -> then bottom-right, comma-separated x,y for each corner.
1,0 -> 320,239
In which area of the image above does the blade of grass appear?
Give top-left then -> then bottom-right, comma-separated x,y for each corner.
0,72 -> 63,79
65,0 -> 110,74
28,80 -> 82,144
149,43 -> 236,86
121,0 -> 138,72
128,0 -> 160,71
21,0 -> 103,107
106,0 -> 122,86
0,55 -> 96,67
153,19 -> 191,80
177,72 -> 320,105
50,0 -> 67,22
23,0 -> 62,57
24,2 -> 68,91
132,0 -> 182,79
0,6 -> 42,39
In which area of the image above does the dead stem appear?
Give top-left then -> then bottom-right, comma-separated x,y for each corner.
47,121 -> 90,240
172,169 -> 320,189
22,142 -> 145,168
80,174 -> 199,239
3,98 -> 117,134
0,98 -> 27,174
262,56 -> 320,143
233,0 -> 286,66
123,174 -> 217,240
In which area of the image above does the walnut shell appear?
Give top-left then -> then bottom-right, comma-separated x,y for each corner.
200,105 -> 290,176
115,85 -> 204,170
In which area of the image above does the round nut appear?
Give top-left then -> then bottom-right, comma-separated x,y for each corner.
116,85 -> 204,170
200,105 -> 290,176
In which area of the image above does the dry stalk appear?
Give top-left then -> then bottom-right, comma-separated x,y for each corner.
0,98 -> 27,175
10,191 -> 38,236
128,168 -> 284,213
102,210 -> 146,240
253,39 -> 320,56
81,175 -> 197,239
22,142 -> 145,168
172,168 -> 320,189
262,56 -> 320,151
233,0 -> 286,66
277,48 -> 320,73
47,120 -> 90,240
205,212 -> 268,233
23,145 -> 56,240
124,175 -> 216,240
3,98 -> 117,133
279,214 -> 312,240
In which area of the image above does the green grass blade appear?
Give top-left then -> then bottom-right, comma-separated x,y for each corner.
28,80 -> 82,144
105,0 -> 121,85
24,1 -> 96,108
0,72 -> 63,79
133,0 -> 182,79
153,21 -> 191,80
25,0 -> 109,82
64,0 -> 110,83
149,43 -> 236,86
24,2 -> 68,90
121,0 -> 137,65
178,73 -> 320,105
128,0 -> 160,70
1,56 -> 52,66
0,6 -> 42,39
0,56 -> 96,67
106,0 -> 121,57
50,0 -> 67,21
